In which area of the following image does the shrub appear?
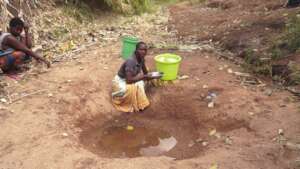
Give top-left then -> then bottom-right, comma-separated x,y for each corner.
271,14 -> 300,60
96,0 -> 152,14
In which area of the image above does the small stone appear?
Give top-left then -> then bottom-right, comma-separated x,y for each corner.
264,89 -> 273,96
48,93 -> 53,97
227,68 -> 233,74
279,103 -> 286,107
62,133 -> 68,137
208,102 -> 215,108
234,72 -> 250,77
203,85 -> 208,89
196,138 -> 203,143
278,129 -> 284,135
178,75 -> 189,80
215,132 -> 222,139
218,67 -> 224,70
225,136 -> 233,145
79,67 -> 84,70
67,80 -> 72,83
206,95 -> 213,100
103,66 -> 109,70
188,141 -> 195,147
205,56 -> 209,59
209,92 -> 217,98
248,112 -> 254,116
0,98 -> 7,103
202,141 -> 208,146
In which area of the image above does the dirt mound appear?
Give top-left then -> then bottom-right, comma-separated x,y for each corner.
169,0 -> 287,52
169,0 -> 300,91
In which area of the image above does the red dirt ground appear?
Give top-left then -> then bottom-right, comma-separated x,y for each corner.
0,1 -> 299,169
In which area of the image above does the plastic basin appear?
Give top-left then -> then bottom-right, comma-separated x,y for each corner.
154,53 -> 182,80
121,36 -> 139,60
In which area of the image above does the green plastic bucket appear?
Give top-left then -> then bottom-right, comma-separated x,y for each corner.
121,36 -> 139,60
154,53 -> 182,80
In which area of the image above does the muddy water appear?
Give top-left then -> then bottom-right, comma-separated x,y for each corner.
79,112 -> 210,159
98,125 -> 177,158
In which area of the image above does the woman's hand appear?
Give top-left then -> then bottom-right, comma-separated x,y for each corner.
143,74 -> 151,80
144,74 -> 158,80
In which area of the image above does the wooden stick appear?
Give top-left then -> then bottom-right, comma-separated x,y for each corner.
9,89 -> 48,104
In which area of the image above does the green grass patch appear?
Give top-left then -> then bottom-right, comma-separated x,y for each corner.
62,2 -> 94,23
101,0 -> 153,15
242,48 -> 272,76
288,61 -> 300,85
270,14 -> 300,60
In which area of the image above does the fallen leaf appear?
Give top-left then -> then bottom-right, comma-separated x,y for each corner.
126,125 -> 134,131
209,129 -> 217,136
209,163 -> 218,169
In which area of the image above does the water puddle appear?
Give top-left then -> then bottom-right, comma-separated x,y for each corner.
98,125 -> 177,158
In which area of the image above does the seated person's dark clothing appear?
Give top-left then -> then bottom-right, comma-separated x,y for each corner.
287,0 -> 300,7
118,56 -> 145,79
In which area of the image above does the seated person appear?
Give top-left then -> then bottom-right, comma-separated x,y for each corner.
0,17 -> 50,72
112,42 -> 159,113
286,0 -> 300,7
